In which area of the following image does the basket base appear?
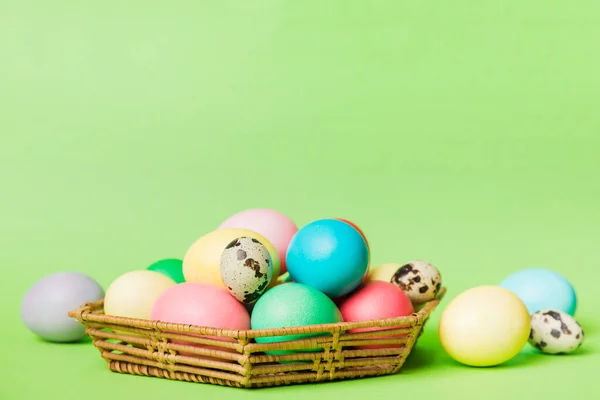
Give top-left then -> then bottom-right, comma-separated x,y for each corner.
107,359 -> 406,389
109,360 -> 247,387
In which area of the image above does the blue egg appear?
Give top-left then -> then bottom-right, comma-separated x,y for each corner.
499,268 -> 577,315
285,218 -> 369,298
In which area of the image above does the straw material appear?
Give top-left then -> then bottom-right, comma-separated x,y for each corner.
69,287 -> 445,388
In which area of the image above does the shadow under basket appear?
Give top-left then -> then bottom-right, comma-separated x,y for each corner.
69,287 -> 446,388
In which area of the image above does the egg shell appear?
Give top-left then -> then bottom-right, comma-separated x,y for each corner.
277,271 -> 293,284
335,218 -> 369,250
335,218 -> 371,282
251,283 -> 344,360
438,285 -> 531,367
390,260 -> 442,304
104,270 -> 177,321
499,268 -> 577,315
286,219 -> 369,299
20,271 -> 105,343
147,258 -> 185,283
183,228 -> 280,289
150,282 -> 250,359
529,309 -> 584,354
217,208 -> 298,275
220,236 -> 273,304
365,263 -> 403,282
337,281 -> 414,349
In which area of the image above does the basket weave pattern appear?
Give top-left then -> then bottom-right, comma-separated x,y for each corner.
69,287 -> 445,388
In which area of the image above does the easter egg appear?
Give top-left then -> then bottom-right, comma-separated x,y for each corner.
150,282 -> 250,358
335,218 -> 371,281
183,228 -> 280,289
251,283 -> 344,357
337,281 -> 414,349
104,270 -> 177,321
335,218 -> 369,253
220,236 -> 273,304
286,219 -> 369,298
499,268 -> 577,315
390,260 -> 442,305
529,309 -> 584,354
217,208 -> 298,275
20,271 -> 104,343
365,263 -> 403,282
278,271 -> 293,284
147,258 -> 185,283
438,285 -> 531,367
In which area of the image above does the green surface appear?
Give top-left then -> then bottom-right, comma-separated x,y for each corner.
1,1 -> 599,399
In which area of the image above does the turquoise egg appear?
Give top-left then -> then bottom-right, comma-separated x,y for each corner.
286,218 -> 369,298
499,268 -> 577,315
251,283 -> 343,357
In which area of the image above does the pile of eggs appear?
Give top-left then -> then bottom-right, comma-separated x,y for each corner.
20,208 -> 442,356
20,207 -> 585,370
438,268 -> 584,367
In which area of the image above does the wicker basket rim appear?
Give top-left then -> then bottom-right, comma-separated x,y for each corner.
69,287 -> 445,339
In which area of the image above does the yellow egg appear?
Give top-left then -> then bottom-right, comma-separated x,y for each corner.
104,270 -> 177,321
438,285 -> 531,367
365,262 -> 402,282
182,228 -> 281,289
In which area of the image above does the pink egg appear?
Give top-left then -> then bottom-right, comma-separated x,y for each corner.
217,208 -> 298,275
150,282 -> 250,359
338,281 -> 414,349
335,217 -> 371,283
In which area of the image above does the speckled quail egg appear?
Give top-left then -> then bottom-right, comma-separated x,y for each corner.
529,309 -> 584,354
220,236 -> 273,305
390,260 -> 442,304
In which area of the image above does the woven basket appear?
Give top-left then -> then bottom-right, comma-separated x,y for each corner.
69,286 -> 445,388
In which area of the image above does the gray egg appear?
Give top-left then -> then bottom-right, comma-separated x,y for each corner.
21,271 -> 105,342
529,309 -> 584,354
390,260 -> 442,304
220,236 -> 273,304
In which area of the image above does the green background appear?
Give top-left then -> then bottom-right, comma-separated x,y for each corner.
1,1 -> 598,398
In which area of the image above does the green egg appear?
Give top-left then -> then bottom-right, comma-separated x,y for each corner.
147,258 -> 185,283
251,283 -> 343,359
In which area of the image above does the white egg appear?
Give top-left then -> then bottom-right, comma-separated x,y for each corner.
390,260 -> 442,304
529,309 -> 584,354
219,236 -> 273,304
